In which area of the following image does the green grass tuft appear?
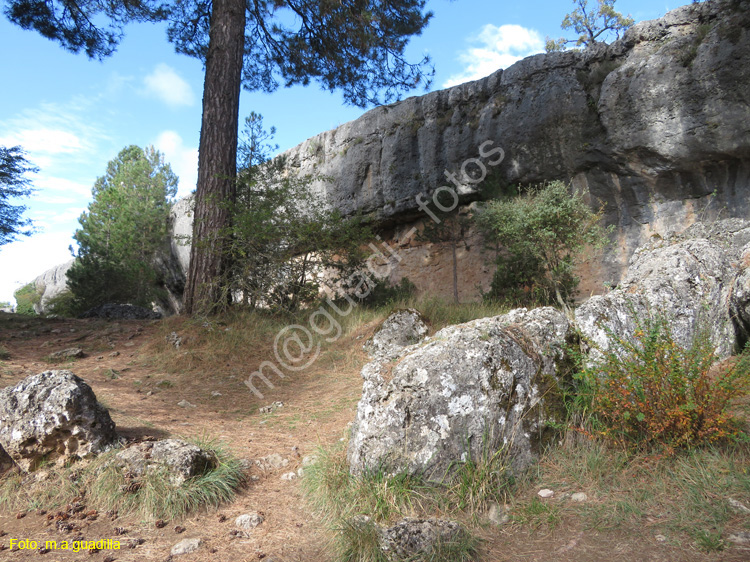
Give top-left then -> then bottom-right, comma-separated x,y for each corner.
86,436 -> 245,520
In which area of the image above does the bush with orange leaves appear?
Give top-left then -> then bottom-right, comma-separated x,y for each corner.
580,311 -> 750,451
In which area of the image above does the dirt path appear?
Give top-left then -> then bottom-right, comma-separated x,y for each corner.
0,313 -> 748,562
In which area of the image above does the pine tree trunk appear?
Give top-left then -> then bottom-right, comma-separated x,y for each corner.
183,0 -> 246,314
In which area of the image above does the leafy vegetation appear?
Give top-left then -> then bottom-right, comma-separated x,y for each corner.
303,442 -> 487,562
546,0 -> 634,51
223,156 -> 373,313
578,311 -> 750,451
66,145 -> 177,314
0,145 -> 37,247
12,282 -> 41,315
476,180 -> 610,307
0,437 -> 244,521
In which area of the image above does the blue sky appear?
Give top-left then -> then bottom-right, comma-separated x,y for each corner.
0,0 -> 676,304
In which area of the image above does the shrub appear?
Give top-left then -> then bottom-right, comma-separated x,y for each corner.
581,311 -> 750,451
13,282 -> 40,315
44,290 -> 78,317
476,180 -> 610,307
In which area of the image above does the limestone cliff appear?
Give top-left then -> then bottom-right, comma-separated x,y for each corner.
26,0 -> 750,307
268,0 -> 750,299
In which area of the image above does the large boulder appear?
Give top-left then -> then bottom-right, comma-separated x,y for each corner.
348,307 -> 571,479
31,259 -> 75,315
113,439 -> 216,486
0,370 -> 117,471
576,219 -> 750,360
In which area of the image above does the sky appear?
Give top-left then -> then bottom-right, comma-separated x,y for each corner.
0,0 -> 678,305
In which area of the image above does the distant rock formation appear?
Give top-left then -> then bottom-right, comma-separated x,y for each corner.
31,259 -> 74,314
171,0 -> 750,302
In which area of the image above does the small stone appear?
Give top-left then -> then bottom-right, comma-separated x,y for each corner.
166,332 -> 182,349
177,400 -> 195,409
170,538 -> 202,556
235,512 -> 264,530
728,532 -> 750,545
538,489 -> 554,499
48,348 -> 85,360
486,502 -> 510,526
281,471 -> 297,480
259,401 -> 284,414
728,497 -> 750,514
210,391 -> 222,398
570,492 -> 588,502
255,453 -> 288,470
301,454 -> 318,467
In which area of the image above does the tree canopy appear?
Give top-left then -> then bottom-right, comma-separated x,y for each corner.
6,0 -> 435,314
546,0 -> 634,51
0,145 -> 37,247
66,145 -> 178,312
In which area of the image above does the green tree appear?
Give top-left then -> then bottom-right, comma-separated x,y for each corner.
227,155 -> 372,312
475,180 -> 610,307
67,145 -> 178,312
0,145 -> 37,247
13,282 -> 41,315
546,0 -> 634,51
6,0 -> 434,314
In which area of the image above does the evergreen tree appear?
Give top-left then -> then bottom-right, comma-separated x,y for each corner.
67,145 -> 178,311
546,0 -> 634,51
6,0 -> 434,314
0,145 -> 37,247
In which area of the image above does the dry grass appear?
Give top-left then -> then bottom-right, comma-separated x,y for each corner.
508,435 -> 750,551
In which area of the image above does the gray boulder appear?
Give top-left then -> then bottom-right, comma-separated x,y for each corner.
364,308 -> 429,360
0,370 -> 116,471
31,259 -> 74,315
48,347 -> 85,360
576,219 -> 750,361
348,307 -> 570,479
171,538 -> 202,556
378,517 -> 468,561
114,439 -> 216,486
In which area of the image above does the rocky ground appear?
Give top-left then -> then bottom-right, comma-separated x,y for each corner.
0,311 -> 748,561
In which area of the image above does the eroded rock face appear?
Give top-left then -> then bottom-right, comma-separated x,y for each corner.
363,308 -> 429,360
0,370 -> 116,471
114,439 -> 216,486
348,307 -> 570,479
731,244 -> 750,349
576,219 -> 750,360
31,259 -> 75,315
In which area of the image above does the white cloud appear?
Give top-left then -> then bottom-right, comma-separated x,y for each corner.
0,128 -> 83,156
153,130 -> 198,197
143,64 -> 195,108
443,24 -> 545,88
34,176 -> 92,198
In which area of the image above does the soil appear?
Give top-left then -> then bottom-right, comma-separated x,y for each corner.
0,313 -> 748,562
